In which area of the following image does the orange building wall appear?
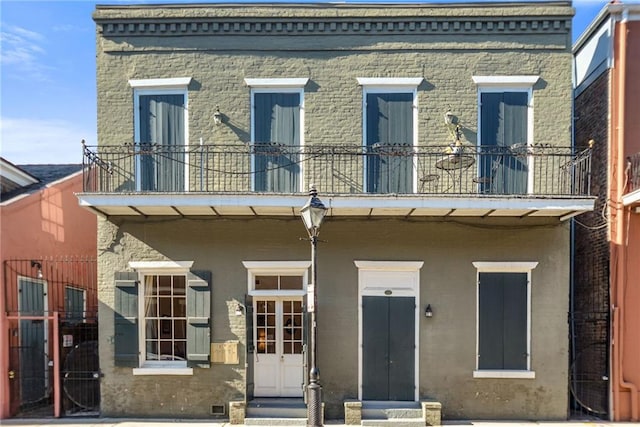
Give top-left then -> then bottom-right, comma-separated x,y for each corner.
0,171 -> 97,419
610,18 -> 640,422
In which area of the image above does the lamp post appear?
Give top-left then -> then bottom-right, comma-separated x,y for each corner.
300,185 -> 328,427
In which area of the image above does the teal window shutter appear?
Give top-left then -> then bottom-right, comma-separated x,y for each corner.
187,270 -> 211,368
114,272 -> 139,367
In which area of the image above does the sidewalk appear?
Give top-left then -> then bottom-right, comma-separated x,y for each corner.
1,419 -> 639,427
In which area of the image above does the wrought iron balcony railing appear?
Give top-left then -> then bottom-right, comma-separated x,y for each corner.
82,142 -> 592,197
628,152 -> 640,194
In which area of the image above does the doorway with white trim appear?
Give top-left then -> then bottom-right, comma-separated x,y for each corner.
355,261 -> 423,402
243,261 -> 311,399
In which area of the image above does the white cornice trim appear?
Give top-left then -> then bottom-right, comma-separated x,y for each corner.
242,261 -> 311,270
354,261 -> 424,271
0,159 -> 39,186
472,75 -> 539,87
472,261 -> 539,272
244,78 -> 309,88
128,77 -> 192,89
357,77 -> 424,87
128,260 -> 193,272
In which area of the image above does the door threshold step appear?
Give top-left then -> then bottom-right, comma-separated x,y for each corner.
244,417 -> 307,426
361,418 -> 425,427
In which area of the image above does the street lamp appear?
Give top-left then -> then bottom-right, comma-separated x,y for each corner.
300,185 -> 328,427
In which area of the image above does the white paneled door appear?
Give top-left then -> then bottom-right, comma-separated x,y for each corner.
254,298 -> 304,397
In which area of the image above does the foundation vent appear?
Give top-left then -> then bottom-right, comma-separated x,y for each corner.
211,404 -> 226,416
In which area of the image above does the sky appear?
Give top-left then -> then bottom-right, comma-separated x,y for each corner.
0,0 -> 618,165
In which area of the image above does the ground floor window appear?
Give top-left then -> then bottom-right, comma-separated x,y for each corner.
473,261 -> 537,379
113,261 -> 211,374
143,274 -> 187,362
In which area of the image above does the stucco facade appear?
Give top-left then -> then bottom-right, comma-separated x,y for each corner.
0,164 -> 98,419
88,2 -> 587,422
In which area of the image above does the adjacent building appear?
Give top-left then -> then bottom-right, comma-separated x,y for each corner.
573,2 -> 640,421
0,159 -> 98,419
82,2 -> 594,422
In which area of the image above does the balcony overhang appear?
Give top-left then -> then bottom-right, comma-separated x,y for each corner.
622,188 -> 640,210
77,193 -> 595,221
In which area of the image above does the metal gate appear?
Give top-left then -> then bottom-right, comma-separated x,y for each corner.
3,257 -> 99,418
570,203 -> 610,419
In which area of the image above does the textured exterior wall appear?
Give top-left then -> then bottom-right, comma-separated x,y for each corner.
94,4 -> 574,153
97,216 -> 570,419
0,172 -> 98,419
94,2 -> 574,421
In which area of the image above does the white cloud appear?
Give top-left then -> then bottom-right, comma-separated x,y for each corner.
0,23 -> 52,81
0,117 -> 95,164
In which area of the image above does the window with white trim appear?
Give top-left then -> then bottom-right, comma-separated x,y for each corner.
245,78 -> 307,193
473,261 -> 537,379
473,76 -> 538,195
130,78 -> 191,192
142,274 -> 187,363
358,78 -> 422,194
113,261 -> 211,375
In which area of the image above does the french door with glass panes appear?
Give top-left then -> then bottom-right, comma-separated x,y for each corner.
254,298 -> 304,397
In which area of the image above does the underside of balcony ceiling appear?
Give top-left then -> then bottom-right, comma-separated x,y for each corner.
77,193 -> 596,222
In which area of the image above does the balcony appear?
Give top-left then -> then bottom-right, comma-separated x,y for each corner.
78,142 -> 595,220
622,152 -> 640,208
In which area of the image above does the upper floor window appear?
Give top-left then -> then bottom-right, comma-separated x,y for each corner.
245,78 -> 308,193
130,78 -> 191,192
358,78 -> 422,194
473,76 -> 538,195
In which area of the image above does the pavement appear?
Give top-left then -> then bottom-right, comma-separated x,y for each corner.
1,419 -> 639,427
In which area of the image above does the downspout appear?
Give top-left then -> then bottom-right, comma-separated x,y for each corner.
613,7 -> 639,421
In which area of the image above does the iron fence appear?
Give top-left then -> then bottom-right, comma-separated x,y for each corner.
3,257 -> 99,418
82,142 -> 592,197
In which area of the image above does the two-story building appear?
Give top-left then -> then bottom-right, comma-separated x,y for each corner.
82,2 -> 594,423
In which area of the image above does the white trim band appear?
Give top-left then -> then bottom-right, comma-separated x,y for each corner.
128,77 -> 192,89
473,370 -> 536,379
357,77 -> 424,87
128,260 -> 194,272
472,76 -> 539,86
354,261 -> 424,270
244,78 -> 309,88
472,261 -> 538,272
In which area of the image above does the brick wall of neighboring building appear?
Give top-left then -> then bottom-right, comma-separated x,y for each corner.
572,69 -> 610,417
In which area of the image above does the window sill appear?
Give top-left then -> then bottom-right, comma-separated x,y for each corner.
132,367 -> 193,376
473,370 -> 535,379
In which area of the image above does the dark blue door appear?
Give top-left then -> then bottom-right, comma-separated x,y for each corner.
362,296 -> 414,400
18,278 -> 47,405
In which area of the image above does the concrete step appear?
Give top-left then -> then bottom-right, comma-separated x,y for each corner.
361,401 -> 422,420
361,418 -> 425,427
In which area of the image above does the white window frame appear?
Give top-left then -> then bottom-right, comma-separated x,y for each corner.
243,261 -> 310,297
128,260 -> 193,376
130,78 -> 191,192
357,78 -> 423,193
472,261 -> 538,379
245,79 -> 307,193
473,76 -> 538,194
